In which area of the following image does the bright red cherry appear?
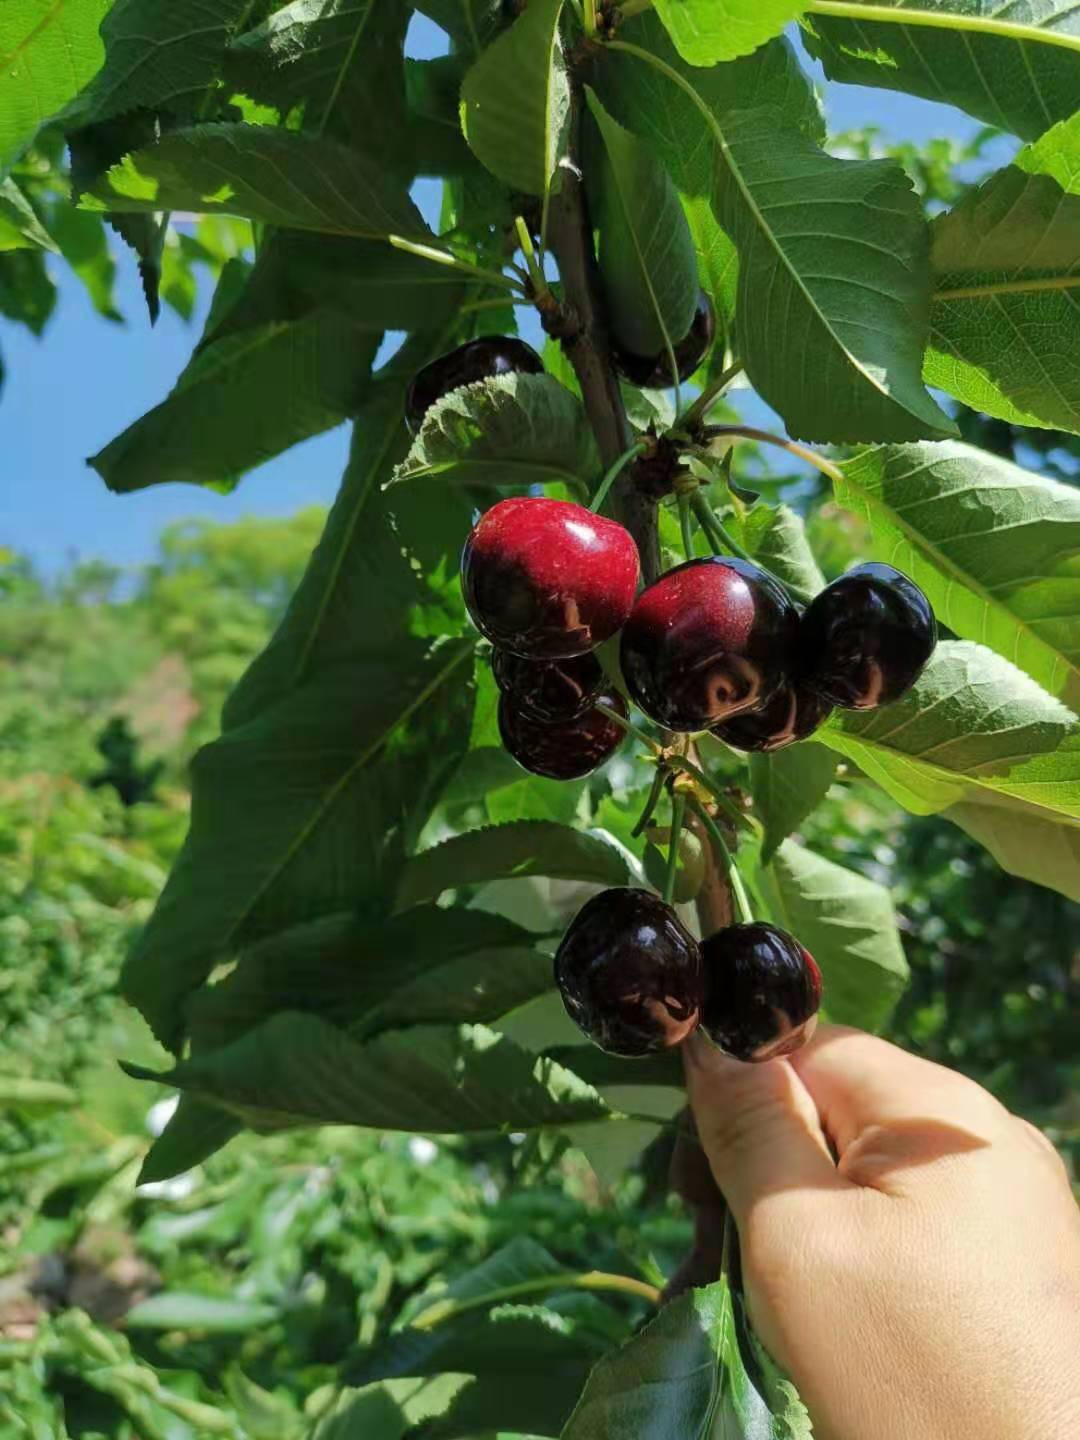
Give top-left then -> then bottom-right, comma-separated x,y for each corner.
712,677 -> 833,752
555,888 -> 703,1057
405,336 -> 544,434
612,291 -> 716,388
462,497 -> 640,659
498,687 -> 625,780
701,923 -> 822,1062
801,563 -> 936,709
491,647 -> 605,722
619,557 -> 799,731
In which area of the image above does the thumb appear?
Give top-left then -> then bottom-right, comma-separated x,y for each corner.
683,1033 -> 842,1224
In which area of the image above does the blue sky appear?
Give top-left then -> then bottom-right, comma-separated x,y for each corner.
4,17 -> 1002,576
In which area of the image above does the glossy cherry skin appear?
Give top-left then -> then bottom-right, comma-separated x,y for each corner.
498,687 -> 626,779
701,923 -> 822,1063
491,647 -> 605,722
405,336 -> 544,434
619,557 -> 800,731
612,291 -> 716,389
462,497 -> 640,659
801,563 -> 936,709
555,888 -> 704,1057
712,677 -> 833,753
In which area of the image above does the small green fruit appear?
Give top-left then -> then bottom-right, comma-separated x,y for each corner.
643,826 -> 707,904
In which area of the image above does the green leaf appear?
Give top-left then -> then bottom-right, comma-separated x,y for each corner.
129,1014 -> 615,1135
833,442 -> 1080,711
460,0 -> 568,201
90,271 -> 383,492
654,0 -> 805,63
820,640 -> 1080,822
395,822 -> 639,910
750,744 -> 837,863
0,0 -> 109,171
563,1275 -> 811,1439
0,1077 -> 78,1111
709,104 -> 954,443
314,1378 -> 471,1440
595,16 -> 823,334
0,177 -> 56,251
121,385 -> 476,1052
0,246 -> 55,333
139,1097 -> 243,1184
124,1293 -> 278,1332
926,115 -> 1080,435
85,122 -> 428,237
801,0 -> 1080,141
759,840 -> 909,1032
44,202 -> 119,319
392,372 -> 598,493
185,905 -> 553,1046
583,87 -> 698,363
228,0 -> 409,157
736,502 -> 826,605
67,0 -> 255,128
945,793 -> 1080,901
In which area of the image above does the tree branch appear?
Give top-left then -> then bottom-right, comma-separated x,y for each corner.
545,99 -> 662,582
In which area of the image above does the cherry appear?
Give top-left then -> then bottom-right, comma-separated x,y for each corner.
712,677 -> 833,752
498,687 -> 626,779
555,888 -> 703,1057
491,647 -> 605,722
619,557 -> 799,731
700,923 -> 822,1062
612,291 -> 716,389
462,497 -> 640,659
405,336 -> 544,434
800,562 -> 936,709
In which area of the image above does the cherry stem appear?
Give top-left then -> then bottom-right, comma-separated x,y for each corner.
590,441 -> 646,513
388,235 -> 526,294
688,796 -> 754,926
673,755 -> 759,837
701,423 -> 843,488
662,792 -> 687,907
676,359 -> 744,430
690,493 -> 754,566
678,492 -> 695,561
411,1269 -> 661,1331
631,765 -> 668,838
594,700 -> 662,755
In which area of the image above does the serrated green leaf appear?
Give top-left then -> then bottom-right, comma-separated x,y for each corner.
66,0 -> 255,128
737,502 -> 826,606
44,201 -> 120,319
90,271 -> 383,493
759,840 -> 909,1032
802,0 -> 1080,142
654,0 -> 805,63
85,122 -> 429,238
396,822 -> 639,910
392,372 -> 598,493
945,793 -> 1080,900
0,0 -> 110,171
0,177 -> 56,251
313,1377 -> 471,1440
460,0 -> 568,202
834,442 -> 1080,710
751,744 -> 837,863
583,87 -> 698,364
595,16 -> 823,334
185,905 -> 553,1047
564,1274 -> 811,1439
139,1097 -> 243,1185
821,640 -> 1080,821
926,114 -> 1080,434
131,1015 -> 614,1135
708,104 -> 954,443
228,0 -> 409,157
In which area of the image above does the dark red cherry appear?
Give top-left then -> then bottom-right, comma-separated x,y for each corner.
619,557 -> 799,732
498,687 -> 626,779
801,563 -> 936,710
405,336 -> 544,434
612,291 -> 716,389
555,888 -> 703,1057
701,923 -> 822,1063
491,648 -> 605,722
462,497 -> 640,659
712,677 -> 833,753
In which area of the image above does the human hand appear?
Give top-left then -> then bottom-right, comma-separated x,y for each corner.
684,1025 -> 1080,1440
